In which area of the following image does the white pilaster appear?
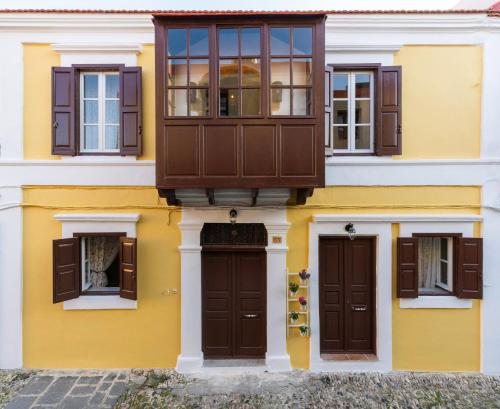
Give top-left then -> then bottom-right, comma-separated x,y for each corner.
0,187 -> 23,368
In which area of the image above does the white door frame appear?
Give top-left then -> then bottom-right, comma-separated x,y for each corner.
176,207 -> 291,373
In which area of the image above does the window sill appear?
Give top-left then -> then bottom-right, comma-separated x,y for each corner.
399,296 -> 472,309
63,295 -> 137,310
59,156 -> 138,162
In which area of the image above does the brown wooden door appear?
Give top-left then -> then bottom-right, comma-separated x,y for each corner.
319,237 -> 375,354
202,250 -> 266,359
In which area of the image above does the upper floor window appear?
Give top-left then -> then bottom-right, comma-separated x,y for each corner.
163,24 -> 314,118
51,65 -> 142,157
218,27 -> 262,117
270,27 -> 313,116
166,28 -> 210,116
80,72 -> 120,153
332,71 -> 374,153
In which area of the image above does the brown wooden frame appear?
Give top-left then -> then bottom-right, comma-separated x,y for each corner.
318,236 -> 376,355
154,14 -> 326,196
73,232 -> 126,296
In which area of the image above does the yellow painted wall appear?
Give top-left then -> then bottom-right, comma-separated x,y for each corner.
287,186 -> 481,371
395,45 -> 482,159
23,44 -> 155,160
23,187 -> 180,368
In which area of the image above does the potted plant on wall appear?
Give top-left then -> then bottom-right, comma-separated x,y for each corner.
289,311 -> 299,324
298,269 -> 310,285
289,282 -> 299,297
298,296 -> 308,311
299,325 -> 309,337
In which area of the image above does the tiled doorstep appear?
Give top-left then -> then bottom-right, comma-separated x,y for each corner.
321,354 -> 378,362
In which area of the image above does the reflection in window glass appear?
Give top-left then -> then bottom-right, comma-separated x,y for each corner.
270,27 -> 290,55
220,88 -> 239,116
292,27 -> 312,55
189,28 -> 209,56
189,89 -> 209,116
242,58 -> 260,86
219,59 -> 239,87
168,88 -> 188,116
333,126 -> 348,150
241,28 -> 261,56
242,89 -> 261,116
355,74 -> 371,98
271,88 -> 290,115
292,88 -> 311,115
292,58 -> 312,86
334,100 -> 348,124
84,75 -> 98,98
167,28 -> 187,56
271,58 -> 290,86
167,59 -> 188,86
189,59 -> 209,86
219,28 -> 238,56
355,100 -> 370,124
333,74 -> 348,98
105,75 -> 119,98
355,126 -> 370,150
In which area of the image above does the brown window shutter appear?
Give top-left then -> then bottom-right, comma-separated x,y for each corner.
53,238 -> 80,303
119,67 -> 142,156
52,67 -> 76,155
119,237 -> 137,300
397,237 -> 418,298
455,238 -> 483,299
376,66 -> 402,156
325,66 -> 334,155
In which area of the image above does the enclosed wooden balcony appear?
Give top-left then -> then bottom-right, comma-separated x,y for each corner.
153,13 -> 325,206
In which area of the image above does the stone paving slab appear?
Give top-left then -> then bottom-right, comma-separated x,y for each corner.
5,371 -> 133,409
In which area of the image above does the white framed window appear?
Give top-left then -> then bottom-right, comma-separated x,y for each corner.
80,72 -> 120,153
418,236 -> 453,295
332,71 -> 374,153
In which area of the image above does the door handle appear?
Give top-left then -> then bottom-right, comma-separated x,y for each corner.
352,306 -> 367,312
243,314 -> 258,318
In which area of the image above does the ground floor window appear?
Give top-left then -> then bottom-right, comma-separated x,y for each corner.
81,236 -> 121,294
418,236 -> 453,295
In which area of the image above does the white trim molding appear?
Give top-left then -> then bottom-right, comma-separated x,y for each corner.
400,297 -> 472,309
176,207 -> 291,374
55,213 -> 139,310
326,44 -> 402,53
314,214 -> 482,223
52,42 -> 143,53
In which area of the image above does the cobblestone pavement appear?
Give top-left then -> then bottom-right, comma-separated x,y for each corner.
117,370 -> 500,409
5,371 -> 131,409
0,371 -> 34,408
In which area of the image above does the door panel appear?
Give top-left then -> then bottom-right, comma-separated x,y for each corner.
202,250 -> 266,359
202,252 -> 233,357
320,237 -> 375,354
319,239 -> 345,352
234,252 -> 266,358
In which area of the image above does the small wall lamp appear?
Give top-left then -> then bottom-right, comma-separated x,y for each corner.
345,222 -> 356,240
229,208 -> 238,225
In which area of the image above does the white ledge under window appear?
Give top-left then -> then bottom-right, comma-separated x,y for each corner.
64,295 -> 137,311
399,296 -> 473,309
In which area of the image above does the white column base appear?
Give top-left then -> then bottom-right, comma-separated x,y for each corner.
176,354 -> 204,373
265,353 -> 292,372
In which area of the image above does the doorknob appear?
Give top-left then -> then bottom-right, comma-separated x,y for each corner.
243,314 -> 258,318
352,306 -> 367,312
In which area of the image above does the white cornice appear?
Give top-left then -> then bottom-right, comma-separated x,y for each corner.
325,158 -> 500,166
54,213 -> 140,222
326,44 -> 402,53
52,42 -> 143,53
313,214 -> 483,223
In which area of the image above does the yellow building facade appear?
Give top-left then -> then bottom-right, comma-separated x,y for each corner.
1,9 -> 499,374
